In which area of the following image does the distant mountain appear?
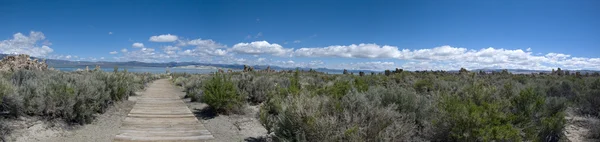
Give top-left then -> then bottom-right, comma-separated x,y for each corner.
471,69 -> 600,74
1,54 -> 598,73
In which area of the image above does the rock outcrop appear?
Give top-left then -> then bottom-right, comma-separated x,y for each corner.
0,54 -> 50,72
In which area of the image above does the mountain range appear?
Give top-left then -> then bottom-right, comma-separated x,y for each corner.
1,54 -> 598,74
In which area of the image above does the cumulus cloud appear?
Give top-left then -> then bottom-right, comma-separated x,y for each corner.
163,46 -> 181,55
294,43 -> 403,58
109,51 -> 118,54
291,44 -> 600,70
177,38 -> 224,48
119,47 -> 177,62
121,48 -> 128,53
132,42 -> 144,48
111,36 -> 600,70
231,41 -> 292,57
149,34 -> 178,42
176,38 -> 228,57
334,61 -> 396,71
0,31 -> 54,57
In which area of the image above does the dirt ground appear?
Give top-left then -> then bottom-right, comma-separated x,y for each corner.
564,108 -> 600,142
4,100 -> 134,142
175,86 -> 270,142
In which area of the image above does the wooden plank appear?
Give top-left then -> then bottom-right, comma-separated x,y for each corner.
114,135 -> 214,141
114,79 -> 213,141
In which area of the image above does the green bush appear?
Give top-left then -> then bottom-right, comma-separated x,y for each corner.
260,91 -> 416,141
0,79 -> 13,105
175,69 -> 600,141
202,73 -> 244,114
0,70 -> 159,124
578,79 -> 600,116
413,79 -> 433,93
436,84 -> 521,141
236,74 -> 275,104
353,77 -> 368,92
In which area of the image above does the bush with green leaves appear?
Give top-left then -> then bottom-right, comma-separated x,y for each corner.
577,78 -> 600,117
174,69 -> 600,141
234,74 -> 276,104
202,73 -> 244,114
260,90 -> 416,141
0,69 -> 160,124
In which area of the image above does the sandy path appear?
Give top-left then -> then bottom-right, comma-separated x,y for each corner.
7,99 -> 135,142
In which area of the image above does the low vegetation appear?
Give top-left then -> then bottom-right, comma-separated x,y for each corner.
0,69 -> 160,125
174,68 -> 600,141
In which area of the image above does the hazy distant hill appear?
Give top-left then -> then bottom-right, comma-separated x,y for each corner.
2,54 -> 598,74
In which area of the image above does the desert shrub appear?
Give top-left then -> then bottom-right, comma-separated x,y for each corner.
239,75 -> 275,104
181,75 -> 207,102
353,77 -> 368,92
436,83 -> 521,141
260,91 -> 416,141
0,69 -> 158,124
413,79 -> 433,93
288,69 -> 301,95
546,81 -> 577,99
173,76 -> 188,86
320,80 -> 351,100
235,74 -> 261,104
177,69 -> 600,141
578,79 -> 600,116
0,79 -> 13,105
202,73 -> 244,114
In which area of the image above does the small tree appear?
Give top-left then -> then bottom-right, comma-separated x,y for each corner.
343,69 -> 349,75
384,70 -> 391,76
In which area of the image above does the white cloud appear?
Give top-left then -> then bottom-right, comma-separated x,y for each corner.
294,43 -> 403,58
132,42 -> 144,48
334,61 -> 396,71
231,41 -> 292,57
177,38 -> 224,48
121,48 -> 128,53
109,51 -> 118,54
291,44 -> 600,70
293,40 -> 301,43
108,32 -> 113,35
176,38 -> 228,57
163,46 -> 181,55
120,47 -> 176,62
149,34 -> 178,42
0,31 -> 54,57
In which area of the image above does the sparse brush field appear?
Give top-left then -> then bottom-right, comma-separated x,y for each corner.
173,69 -> 600,142
0,69 -> 161,139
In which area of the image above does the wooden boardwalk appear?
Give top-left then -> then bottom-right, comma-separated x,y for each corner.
114,79 -> 214,142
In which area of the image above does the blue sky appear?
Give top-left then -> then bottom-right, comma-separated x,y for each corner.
1,0 -> 599,71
